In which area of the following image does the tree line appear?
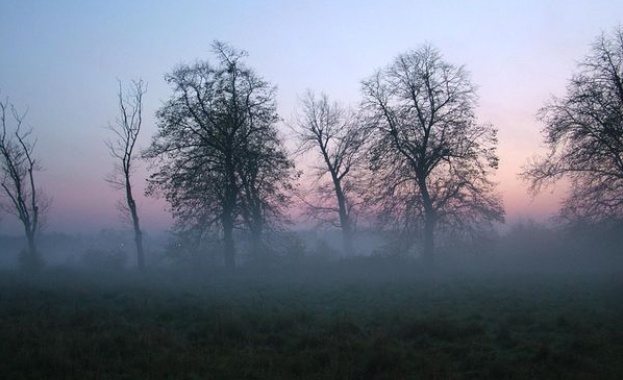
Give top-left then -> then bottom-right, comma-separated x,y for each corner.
1,27 -> 622,272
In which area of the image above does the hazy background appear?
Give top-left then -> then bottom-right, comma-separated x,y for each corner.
1,0 -> 621,235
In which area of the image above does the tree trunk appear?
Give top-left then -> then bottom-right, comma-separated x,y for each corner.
419,177 -> 436,269
333,175 -> 354,256
338,207 -> 353,256
422,210 -> 436,268
22,228 -> 42,273
130,207 -> 145,271
249,198 -> 267,261
339,212 -> 354,257
126,184 -> 145,271
341,224 -> 354,257
222,208 -> 236,270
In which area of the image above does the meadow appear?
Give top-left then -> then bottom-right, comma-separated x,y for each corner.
0,258 -> 622,379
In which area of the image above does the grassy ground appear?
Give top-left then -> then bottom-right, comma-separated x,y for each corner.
0,261 -> 622,379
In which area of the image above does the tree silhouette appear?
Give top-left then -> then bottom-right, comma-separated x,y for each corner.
293,91 -> 366,256
105,79 -> 147,271
145,42 -> 293,269
0,95 -> 49,272
523,27 -> 623,225
362,45 -> 503,266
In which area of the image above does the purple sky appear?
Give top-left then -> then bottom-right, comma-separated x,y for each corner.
0,0 -> 621,235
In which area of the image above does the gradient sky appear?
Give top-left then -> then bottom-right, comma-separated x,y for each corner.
0,0 -> 621,235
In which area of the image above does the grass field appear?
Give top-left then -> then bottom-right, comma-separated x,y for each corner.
0,260 -> 622,379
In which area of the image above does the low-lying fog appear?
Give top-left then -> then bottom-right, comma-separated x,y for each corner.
1,221 -> 622,380
1,219 -> 621,277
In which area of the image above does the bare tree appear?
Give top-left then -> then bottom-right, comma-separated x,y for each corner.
106,79 -> 147,271
293,91 -> 366,256
0,95 -> 49,272
145,41 -> 293,270
362,45 -> 504,266
523,27 -> 623,225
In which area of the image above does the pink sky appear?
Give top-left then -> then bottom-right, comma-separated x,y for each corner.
0,1 -> 619,235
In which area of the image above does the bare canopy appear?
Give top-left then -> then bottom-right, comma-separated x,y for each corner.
145,42 -> 294,270
105,79 -> 147,271
362,45 -> 504,265
292,91 -> 366,256
522,27 -> 623,224
0,94 -> 49,272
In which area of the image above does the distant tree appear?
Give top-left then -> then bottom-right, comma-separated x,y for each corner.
523,27 -> 623,224
145,41 -> 294,270
292,91 -> 366,256
0,95 -> 50,272
361,45 -> 504,266
105,79 -> 147,271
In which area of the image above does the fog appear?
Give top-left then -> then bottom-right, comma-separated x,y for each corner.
1,219 -> 621,274
1,222 -> 622,379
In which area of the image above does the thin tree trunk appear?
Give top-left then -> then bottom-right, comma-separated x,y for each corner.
222,211 -> 236,270
249,194 -> 266,261
133,223 -> 144,270
341,225 -> 354,258
333,174 -> 354,256
422,210 -> 436,268
129,202 -> 145,270
126,179 -> 145,271
419,178 -> 436,269
23,228 -> 41,272
337,195 -> 353,256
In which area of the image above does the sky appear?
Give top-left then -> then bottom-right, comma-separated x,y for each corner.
0,0 -> 621,235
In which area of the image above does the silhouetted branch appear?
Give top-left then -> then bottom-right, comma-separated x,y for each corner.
0,92 -> 49,271
106,79 -> 147,270
522,26 -> 623,223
